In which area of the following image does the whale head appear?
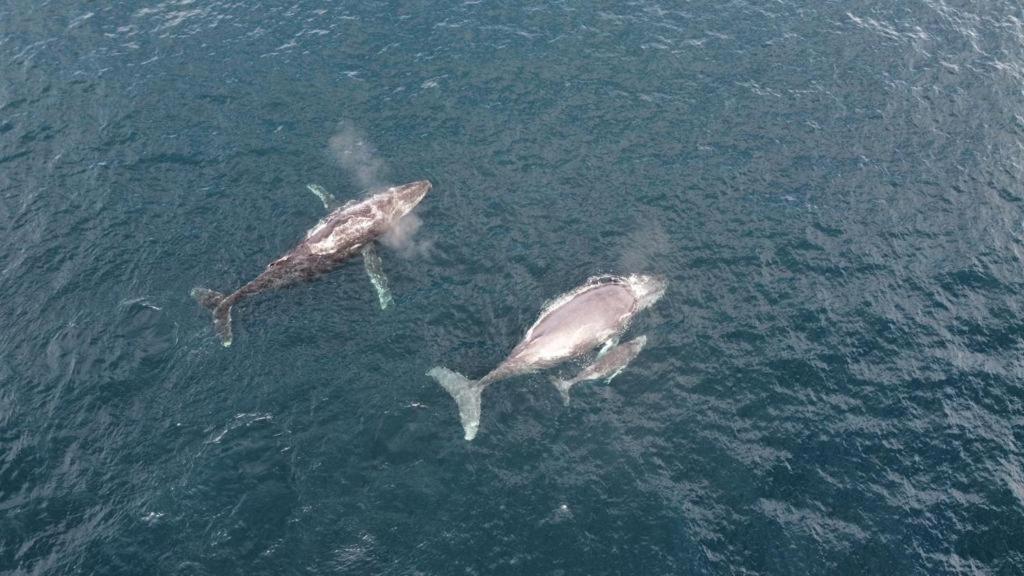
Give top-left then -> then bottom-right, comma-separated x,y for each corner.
626,273 -> 667,311
383,180 -> 431,220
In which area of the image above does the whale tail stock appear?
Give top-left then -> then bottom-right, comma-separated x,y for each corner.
427,367 -> 484,441
191,287 -> 234,347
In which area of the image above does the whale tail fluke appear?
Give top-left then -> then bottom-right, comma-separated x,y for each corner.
191,287 -> 234,347
551,377 -> 575,406
191,287 -> 224,309
427,367 -> 483,441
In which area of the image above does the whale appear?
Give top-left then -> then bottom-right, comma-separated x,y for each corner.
192,180 -> 431,346
551,334 -> 648,405
427,274 -> 666,440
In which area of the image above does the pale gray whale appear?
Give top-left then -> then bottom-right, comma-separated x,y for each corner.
192,180 -> 430,346
551,334 -> 648,405
428,274 -> 666,440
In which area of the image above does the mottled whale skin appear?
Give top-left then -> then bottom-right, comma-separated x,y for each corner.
551,335 -> 648,405
192,180 -> 431,346
428,274 -> 666,440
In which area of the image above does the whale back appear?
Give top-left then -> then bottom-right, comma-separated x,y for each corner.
527,283 -> 634,341
504,280 -> 637,368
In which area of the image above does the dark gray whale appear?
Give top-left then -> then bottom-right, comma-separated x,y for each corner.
192,180 -> 431,346
428,274 -> 666,440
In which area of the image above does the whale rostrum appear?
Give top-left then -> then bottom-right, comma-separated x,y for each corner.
427,274 -> 666,440
191,180 -> 431,346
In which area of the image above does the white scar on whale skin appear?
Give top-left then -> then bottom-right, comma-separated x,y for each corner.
307,196 -> 395,255
308,218 -> 372,255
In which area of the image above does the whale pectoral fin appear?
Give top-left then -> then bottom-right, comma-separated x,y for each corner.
604,367 -> 625,384
307,183 -> 339,211
597,337 -> 620,359
361,243 -> 393,310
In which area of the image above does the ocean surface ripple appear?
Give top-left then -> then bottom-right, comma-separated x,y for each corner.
1,1 -> 1023,574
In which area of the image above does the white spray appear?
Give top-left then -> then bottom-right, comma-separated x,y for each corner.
328,123 -> 387,191
327,123 -> 431,257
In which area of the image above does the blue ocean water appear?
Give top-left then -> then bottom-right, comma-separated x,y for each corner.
2,0 -> 1024,574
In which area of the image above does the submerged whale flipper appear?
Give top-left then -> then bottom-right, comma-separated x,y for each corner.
191,287 -> 233,347
427,367 -> 483,441
596,337 -> 619,359
361,244 -> 393,310
306,183 -> 339,211
604,367 -> 625,383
